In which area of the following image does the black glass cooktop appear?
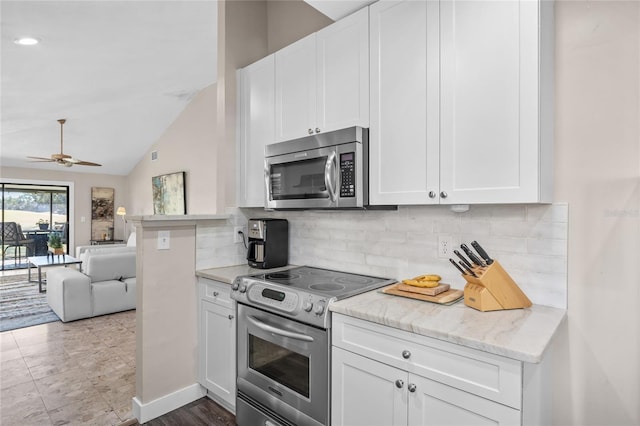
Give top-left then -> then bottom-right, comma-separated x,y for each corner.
249,266 -> 394,299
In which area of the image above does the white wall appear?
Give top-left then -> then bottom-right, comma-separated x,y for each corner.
552,1 -> 639,424
127,84 -> 218,216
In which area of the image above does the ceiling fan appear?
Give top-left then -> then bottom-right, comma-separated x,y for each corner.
28,119 -> 102,167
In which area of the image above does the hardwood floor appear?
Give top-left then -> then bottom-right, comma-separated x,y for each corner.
132,397 -> 236,426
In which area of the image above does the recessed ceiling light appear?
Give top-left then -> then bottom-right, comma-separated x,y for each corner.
14,37 -> 40,46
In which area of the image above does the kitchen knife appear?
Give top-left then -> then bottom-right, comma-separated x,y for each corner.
460,243 -> 486,267
453,249 -> 473,270
458,260 -> 478,277
471,241 -> 493,265
449,258 -> 466,275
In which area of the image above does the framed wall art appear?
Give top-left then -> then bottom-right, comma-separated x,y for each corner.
91,187 -> 114,240
152,171 -> 186,215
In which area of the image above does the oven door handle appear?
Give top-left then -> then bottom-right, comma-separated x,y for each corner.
247,315 -> 314,342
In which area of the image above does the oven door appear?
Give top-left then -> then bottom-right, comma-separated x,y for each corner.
237,303 -> 329,426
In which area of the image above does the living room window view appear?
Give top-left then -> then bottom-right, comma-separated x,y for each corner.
1,183 -> 70,271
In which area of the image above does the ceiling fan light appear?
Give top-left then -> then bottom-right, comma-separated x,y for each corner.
14,37 -> 40,46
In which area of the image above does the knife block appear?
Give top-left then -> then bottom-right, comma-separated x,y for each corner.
462,260 -> 532,312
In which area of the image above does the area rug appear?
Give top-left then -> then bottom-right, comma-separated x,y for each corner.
0,273 -> 61,332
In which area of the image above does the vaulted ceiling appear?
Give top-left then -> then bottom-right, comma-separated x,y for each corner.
1,1 -> 218,175
0,0 -> 374,176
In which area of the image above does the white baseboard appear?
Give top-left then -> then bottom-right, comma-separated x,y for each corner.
132,383 -> 206,423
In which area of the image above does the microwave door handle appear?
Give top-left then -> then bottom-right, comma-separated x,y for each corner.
247,315 -> 314,342
325,151 -> 338,202
264,162 -> 271,202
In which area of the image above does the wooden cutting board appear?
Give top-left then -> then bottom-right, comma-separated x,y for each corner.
382,283 -> 464,305
397,282 -> 450,296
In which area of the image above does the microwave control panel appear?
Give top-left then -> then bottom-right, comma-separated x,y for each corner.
340,152 -> 355,198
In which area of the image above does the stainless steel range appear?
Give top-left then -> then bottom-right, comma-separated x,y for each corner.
231,266 -> 395,426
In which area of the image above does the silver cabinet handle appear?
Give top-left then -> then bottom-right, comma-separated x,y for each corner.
428,191 -> 436,198
308,128 -> 314,134
315,128 -> 321,133
440,191 -> 448,198
408,383 -> 417,393
395,379 -> 404,389
402,350 -> 411,359
228,314 -> 234,320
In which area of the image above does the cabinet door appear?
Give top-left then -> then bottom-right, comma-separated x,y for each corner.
408,374 -> 521,426
237,55 -> 275,207
440,0 -> 548,204
200,300 -> 236,408
316,6 -> 369,133
332,347 -> 407,426
369,0 -> 440,205
275,34 -> 317,142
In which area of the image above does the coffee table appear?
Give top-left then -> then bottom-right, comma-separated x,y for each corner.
27,254 -> 83,293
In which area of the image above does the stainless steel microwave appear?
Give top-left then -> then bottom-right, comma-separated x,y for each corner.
265,127 -> 368,209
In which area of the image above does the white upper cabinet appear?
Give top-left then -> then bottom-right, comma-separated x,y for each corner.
275,34 -> 317,142
237,55 -> 275,207
275,7 -> 369,142
370,0 -> 553,205
369,0 -> 439,205
439,0 -> 553,204
316,6 -> 370,134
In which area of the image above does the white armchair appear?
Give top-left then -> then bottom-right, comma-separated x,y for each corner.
47,249 -> 136,322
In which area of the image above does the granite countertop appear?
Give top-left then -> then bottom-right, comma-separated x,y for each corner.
196,264 -> 297,284
329,289 -> 566,364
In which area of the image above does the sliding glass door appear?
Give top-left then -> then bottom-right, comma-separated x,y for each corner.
1,183 -> 70,270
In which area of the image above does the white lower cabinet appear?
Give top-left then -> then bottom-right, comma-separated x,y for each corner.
198,278 -> 236,412
332,314 -> 549,426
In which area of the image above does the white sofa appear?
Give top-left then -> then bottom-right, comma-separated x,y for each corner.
75,231 -> 136,259
46,249 -> 136,322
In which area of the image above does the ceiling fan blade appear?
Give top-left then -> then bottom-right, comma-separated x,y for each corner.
74,159 -> 102,166
27,156 -> 55,162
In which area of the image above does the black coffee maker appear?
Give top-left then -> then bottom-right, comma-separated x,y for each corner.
246,218 -> 288,269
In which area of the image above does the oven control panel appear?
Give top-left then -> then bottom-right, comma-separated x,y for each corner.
247,283 -> 299,313
231,278 -> 333,328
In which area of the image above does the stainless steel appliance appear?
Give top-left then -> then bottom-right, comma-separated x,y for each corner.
246,218 -> 288,269
232,266 -> 395,426
265,127 -> 368,210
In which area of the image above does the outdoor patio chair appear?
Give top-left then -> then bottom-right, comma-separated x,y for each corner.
1,221 -> 35,265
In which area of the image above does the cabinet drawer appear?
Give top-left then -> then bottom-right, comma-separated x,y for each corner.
333,314 -> 522,409
198,278 -> 233,309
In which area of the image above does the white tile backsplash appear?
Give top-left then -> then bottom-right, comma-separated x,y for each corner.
196,204 -> 568,309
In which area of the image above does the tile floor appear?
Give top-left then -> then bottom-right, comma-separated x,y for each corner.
0,310 -> 136,426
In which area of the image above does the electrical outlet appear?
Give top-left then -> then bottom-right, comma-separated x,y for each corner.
234,226 -> 244,244
438,235 -> 453,258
